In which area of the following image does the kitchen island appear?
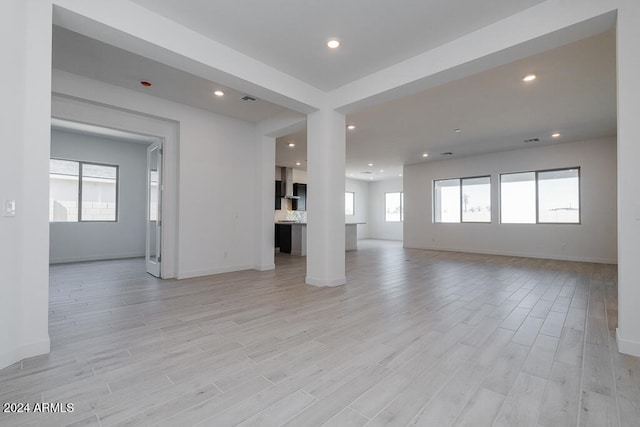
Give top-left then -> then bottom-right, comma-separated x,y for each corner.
275,222 -> 363,256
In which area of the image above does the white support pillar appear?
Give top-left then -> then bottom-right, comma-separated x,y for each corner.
254,135 -> 276,271
616,0 -> 640,357
0,0 -> 52,369
306,108 -> 346,286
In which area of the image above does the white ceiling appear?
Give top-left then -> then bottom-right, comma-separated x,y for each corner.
277,30 -> 616,180
128,0 -> 546,91
52,26 -> 288,123
52,2 -> 616,182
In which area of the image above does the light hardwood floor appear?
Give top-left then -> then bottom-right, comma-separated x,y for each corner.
1,240 -> 639,426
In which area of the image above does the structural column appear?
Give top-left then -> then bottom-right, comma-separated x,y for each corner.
306,107 -> 346,286
616,0 -> 640,357
254,135 -> 276,271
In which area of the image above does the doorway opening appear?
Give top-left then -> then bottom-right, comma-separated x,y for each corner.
49,118 -> 164,277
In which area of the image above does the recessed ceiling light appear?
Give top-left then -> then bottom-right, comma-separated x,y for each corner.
295,162 -> 301,166
214,90 -> 224,97
454,128 -> 462,133
140,81 -> 152,87
523,74 -> 537,82
347,124 -> 356,130
369,177 -> 373,180
379,170 -> 384,173
552,133 -> 561,138
399,174 -> 403,177
422,153 -> 429,158
288,143 -> 295,147
368,163 -> 373,167
327,39 -> 340,49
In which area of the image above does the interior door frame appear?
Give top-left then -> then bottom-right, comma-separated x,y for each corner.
146,140 -> 163,277
52,93 -> 180,278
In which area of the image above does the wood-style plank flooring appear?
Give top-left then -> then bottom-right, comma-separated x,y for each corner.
1,240 -> 639,426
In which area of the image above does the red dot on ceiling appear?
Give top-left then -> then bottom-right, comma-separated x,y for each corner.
140,81 -> 152,87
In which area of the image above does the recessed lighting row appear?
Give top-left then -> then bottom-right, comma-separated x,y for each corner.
523,73 -> 537,82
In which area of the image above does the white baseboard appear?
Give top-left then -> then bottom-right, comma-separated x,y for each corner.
177,264 -> 254,280
254,263 -> 275,271
617,328 -> 640,357
0,337 -> 50,371
49,252 -> 144,264
404,245 -> 617,265
305,276 -> 346,287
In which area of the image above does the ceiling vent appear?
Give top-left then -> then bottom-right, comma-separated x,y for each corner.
523,138 -> 539,143
441,152 -> 453,156
241,95 -> 257,102
361,171 -> 372,174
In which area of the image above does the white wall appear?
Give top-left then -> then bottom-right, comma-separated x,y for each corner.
50,130 -> 148,263
617,0 -> 640,356
53,70 -> 260,279
0,0 -> 51,370
345,178 -> 370,238
404,138 -> 617,263
367,177 -> 404,241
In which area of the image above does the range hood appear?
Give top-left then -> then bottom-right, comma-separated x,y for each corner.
281,167 -> 299,199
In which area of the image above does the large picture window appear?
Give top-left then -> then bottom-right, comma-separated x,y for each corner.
434,176 -> 491,223
500,167 -> 580,224
50,159 -> 118,222
385,192 -> 403,222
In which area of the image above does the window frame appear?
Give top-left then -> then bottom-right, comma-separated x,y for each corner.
50,157 -> 119,223
384,191 -> 404,222
499,167 -> 581,225
433,175 -> 491,224
345,191 -> 355,216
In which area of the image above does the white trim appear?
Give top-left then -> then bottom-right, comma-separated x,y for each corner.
617,329 -> 640,357
0,338 -> 50,371
305,276 -> 347,287
402,245 -> 617,265
253,263 -> 275,271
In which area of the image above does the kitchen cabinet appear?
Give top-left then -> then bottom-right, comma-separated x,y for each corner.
292,183 -> 306,211
275,180 -> 282,210
275,224 -> 292,253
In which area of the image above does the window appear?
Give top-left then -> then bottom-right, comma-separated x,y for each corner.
500,167 -> 579,224
345,192 -> 355,216
49,159 -> 118,222
500,172 -> 536,224
385,192 -> 403,222
434,176 -> 491,223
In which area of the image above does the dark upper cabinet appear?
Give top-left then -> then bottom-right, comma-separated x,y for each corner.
292,183 -> 306,211
275,180 -> 282,210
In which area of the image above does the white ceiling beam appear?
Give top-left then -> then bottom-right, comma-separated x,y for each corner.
52,0 -> 324,114
330,0 -> 618,114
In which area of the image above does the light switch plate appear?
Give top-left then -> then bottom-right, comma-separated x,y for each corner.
4,200 -> 16,217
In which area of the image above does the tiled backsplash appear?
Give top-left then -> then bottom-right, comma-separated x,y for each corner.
275,200 -> 307,222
